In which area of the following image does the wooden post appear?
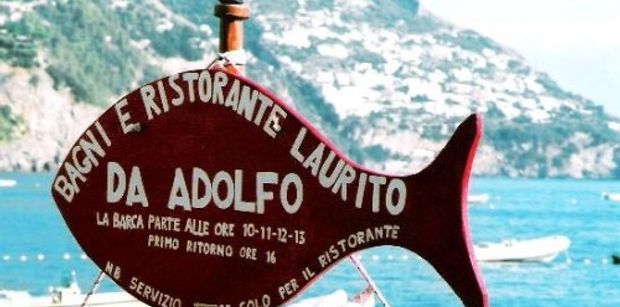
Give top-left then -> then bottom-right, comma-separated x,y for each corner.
214,0 -> 250,74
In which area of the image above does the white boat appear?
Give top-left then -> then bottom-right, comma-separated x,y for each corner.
468,193 -> 490,204
0,179 -> 17,188
602,192 -> 620,202
289,287 -> 375,307
474,235 -> 570,263
0,272 -> 145,307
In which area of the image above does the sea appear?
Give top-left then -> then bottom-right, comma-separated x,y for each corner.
1,173 -> 619,306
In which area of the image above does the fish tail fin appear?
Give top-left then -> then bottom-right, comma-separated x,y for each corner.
403,114 -> 488,307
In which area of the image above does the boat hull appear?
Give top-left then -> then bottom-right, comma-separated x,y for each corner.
474,235 -> 570,263
603,192 -> 620,202
0,179 -> 16,188
468,194 -> 490,204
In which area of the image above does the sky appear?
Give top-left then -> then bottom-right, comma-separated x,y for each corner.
423,0 -> 620,117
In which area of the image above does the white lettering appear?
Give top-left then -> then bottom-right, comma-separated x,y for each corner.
107,162 -> 125,203
168,168 -> 191,211
114,98 -> 134,134
280,173 -> 303,214
256,172 -> 277,214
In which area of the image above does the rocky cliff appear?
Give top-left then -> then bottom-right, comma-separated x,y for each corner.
1,0 -> 619,178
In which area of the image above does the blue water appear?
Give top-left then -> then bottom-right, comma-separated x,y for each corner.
1,173 -> 619,306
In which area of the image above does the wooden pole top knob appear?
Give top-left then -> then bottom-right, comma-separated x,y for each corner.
214,3 -> 250,20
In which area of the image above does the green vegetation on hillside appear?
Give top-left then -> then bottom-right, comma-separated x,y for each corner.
0,14 -> 42,69
36,0 -> 144,105
4,0 -> 206,105
485,106 -> 620,176
0,106 -> 22,142
161,0 -> 212,25
436,30 -> 502,53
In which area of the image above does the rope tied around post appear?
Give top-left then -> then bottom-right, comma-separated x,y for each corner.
80,270 -> 106,307
207,50 -> 248,73
349,254 -> 392,307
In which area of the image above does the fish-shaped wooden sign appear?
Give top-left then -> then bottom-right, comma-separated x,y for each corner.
51,69 -> 488,307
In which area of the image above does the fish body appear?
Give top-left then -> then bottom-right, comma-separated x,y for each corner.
52,69 -> 488,307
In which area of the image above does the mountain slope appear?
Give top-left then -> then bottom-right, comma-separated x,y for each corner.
0,0 -> 619,178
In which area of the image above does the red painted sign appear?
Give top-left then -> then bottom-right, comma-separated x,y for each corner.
51,69 -> 488,307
